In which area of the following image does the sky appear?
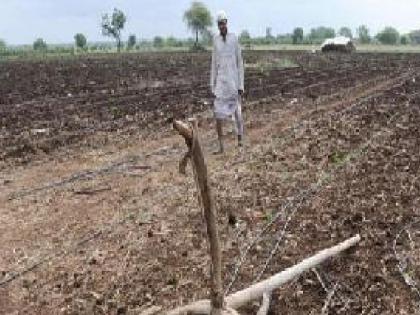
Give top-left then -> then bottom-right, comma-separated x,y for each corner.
2,0 -> 420,45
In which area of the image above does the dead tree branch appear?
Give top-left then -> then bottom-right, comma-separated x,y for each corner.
173,120 -> 224,314
168,234 -> 361,314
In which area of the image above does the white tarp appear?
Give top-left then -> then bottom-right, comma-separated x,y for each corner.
321,36 -> 352,49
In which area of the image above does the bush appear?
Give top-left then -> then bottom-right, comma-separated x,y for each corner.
33,38 -> 47,51
74,33 -> 87,50
0,39 -> 6,51
376,27 -> 400,45
153,36 -> 164,48
400,35 -> 409,45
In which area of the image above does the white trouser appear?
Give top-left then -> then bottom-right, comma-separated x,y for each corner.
214,96 -> 244,136
232,101 -> 244,136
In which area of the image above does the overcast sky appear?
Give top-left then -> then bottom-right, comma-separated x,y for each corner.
2,0 -> 420,45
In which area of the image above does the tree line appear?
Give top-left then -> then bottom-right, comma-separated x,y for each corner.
1,1 -> 420,55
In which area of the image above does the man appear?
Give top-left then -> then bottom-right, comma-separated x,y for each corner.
211,11 -> 245,154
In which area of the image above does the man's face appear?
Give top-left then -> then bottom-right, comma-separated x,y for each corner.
218,20 -> 227,35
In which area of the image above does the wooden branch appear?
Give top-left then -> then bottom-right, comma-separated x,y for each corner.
173,120 -> 193,142
226,235 -> 360,309
256,293 -> 271,315
168,235 -> 361,314
173,120 -> 224,315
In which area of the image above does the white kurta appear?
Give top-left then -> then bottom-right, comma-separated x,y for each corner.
211,33 -> 244,123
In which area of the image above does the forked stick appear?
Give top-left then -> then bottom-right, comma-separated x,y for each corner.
173,120 -> 224,315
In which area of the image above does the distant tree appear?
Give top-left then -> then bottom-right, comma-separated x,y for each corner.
409,30 -> 420,44
400,35 -> 409,45
201,29 -> 213,46
153,36 -> 164,48
309,26 -> 335,42
338,27 -> 353,39
376,27 -> 400,45
239,30 -> 251,41
183,1 -> 212,46
127,34 -> 136,50
266,27 -> 275,39
33,38 -> 47,51
292,27 -> 304,44
74,33 -> 87,50
0,39 -> 6,51
101,8 -> 127,52
357,25 -> 371,44
166,36 -> 177,47
239,30 -> 251,44
239,30 -> 252,48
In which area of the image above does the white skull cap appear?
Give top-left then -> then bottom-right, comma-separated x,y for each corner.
217,10 -> 228,22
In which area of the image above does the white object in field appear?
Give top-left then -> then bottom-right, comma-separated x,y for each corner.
321,36 -> 351,47
321,36 -> 355,52
216,10 -> 228,22
211,33 -> 244,120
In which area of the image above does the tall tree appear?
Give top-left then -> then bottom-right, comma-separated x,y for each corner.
127,34 -> 137,50
292,27 -> 304,44
338,27 -> 353,39
357,25 -> 371,44
33,38 -> 47,51
0,39 -> 6,51
400,35 -> 409,45
153,36 -> 164,48
183,1 -> 212,46
266,27 -> 274,39
376,27 -> 400,45
409,30 -> 420,44
74,33 -> 87,50
309,26 -> 335,42
166,36 -> 177,47
101,8 -> 127,52
239,30 -> 251,43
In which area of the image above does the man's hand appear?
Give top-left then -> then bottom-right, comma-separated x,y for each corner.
238,89 -> 244,96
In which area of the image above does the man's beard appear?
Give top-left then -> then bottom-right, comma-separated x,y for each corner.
221,29 -> 227,41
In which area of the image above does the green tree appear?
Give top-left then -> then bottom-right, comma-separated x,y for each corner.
357,25 -> 371,44
153,36 -> 164,48
376,27 -> 400,45
33,38 -> 47,51
338,27 -> 353,39
166,36 -> 177,47
183,1 -> 212,46
0,39 -> 6,51
266,27 -> 274,39
239,30 -> 252,49
74,33 -> 87,50
400,35 -> 409,45
292,27 -> 304,44
239,30 -> 251,43
101,8 -> 127,52
309,26 -> 335,42
201,29 -> 213,46
127,34 -> 136,50
409,30 -> 420,44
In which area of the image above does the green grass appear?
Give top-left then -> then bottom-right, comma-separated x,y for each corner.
2,43 -> 420,62
248,43 -> 420,53
356,44 -> 420,53
330,151 -> 349,165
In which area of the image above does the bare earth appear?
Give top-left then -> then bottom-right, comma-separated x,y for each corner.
1,51 -> 420,314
